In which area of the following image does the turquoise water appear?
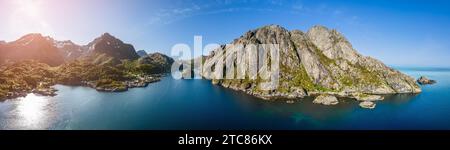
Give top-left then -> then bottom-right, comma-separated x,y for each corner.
0,68 -> 449,130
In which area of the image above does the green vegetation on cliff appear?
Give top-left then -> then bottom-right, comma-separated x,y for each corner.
280,64 -> 314,91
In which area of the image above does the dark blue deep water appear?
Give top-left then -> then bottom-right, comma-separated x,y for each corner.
1,68 -> 449,130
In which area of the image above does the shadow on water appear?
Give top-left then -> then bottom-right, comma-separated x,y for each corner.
214,84 -> 422,129
378,94 -> 420,106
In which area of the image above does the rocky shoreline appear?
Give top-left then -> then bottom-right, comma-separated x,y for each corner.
83,74 -> 162,92
210,78 -> 410,109
2,87 -> 58,100
0,57 -> 173,101
0,74 -> 164,101
311,93 -> 382,109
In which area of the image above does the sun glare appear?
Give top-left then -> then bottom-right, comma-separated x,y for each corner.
15,93 -> 51,129
10,0 -> 54,37
16,0 -> 42,18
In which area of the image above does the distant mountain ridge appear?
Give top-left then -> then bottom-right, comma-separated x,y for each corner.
137,50 -> 148,57
54,40 -> 85,61
139,52 -> 175,73
0,33 -> 64,66
0,33 -> 174,100
0,33 -> 168,65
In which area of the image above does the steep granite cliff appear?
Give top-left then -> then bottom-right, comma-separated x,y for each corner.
202,25 -> 421,99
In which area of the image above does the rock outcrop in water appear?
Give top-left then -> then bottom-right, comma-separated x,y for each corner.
417,76 -> 436,85
201,25 -> 421,100
359,101 -> 376,109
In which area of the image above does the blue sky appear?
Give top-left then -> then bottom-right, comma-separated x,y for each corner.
1,0 -> 450,67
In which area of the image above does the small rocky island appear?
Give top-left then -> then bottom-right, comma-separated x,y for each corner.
200,25 -> 422,109
359,101 -> 376,109
0,33 -> 174,101
417,76 -> 436,85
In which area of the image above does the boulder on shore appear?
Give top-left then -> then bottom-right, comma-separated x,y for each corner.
313,95 -> 339,105
417,76 -> 436,85
359,101 -> 376,109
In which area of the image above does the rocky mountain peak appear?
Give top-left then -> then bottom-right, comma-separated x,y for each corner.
61,40 -> 75,44
87,33 -> 139,60
137,50 -> 148,57
54,40 -> 76,48
99,32 -> 118,41
238,25 -> 289,41
102,32 -> 113,37
21,33 -> 44,38
308,25 -> 330,33
0,33 -> 64,66
306,25 -> 360,64
13,33 -> 47,45
202,24 -> 421,100
253,24 -> 290,36
90,33 -> 121,45
259,24 -> 287,31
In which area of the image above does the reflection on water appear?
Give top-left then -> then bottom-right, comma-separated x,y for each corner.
16,94 -> 50,129
1,94 -> 53,130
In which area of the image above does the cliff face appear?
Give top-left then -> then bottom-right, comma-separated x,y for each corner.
202,25 -> 421,99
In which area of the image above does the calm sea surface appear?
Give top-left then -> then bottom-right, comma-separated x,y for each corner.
1,68 -> 449,130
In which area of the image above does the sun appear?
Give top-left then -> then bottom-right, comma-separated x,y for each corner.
9,0 -> 54,37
